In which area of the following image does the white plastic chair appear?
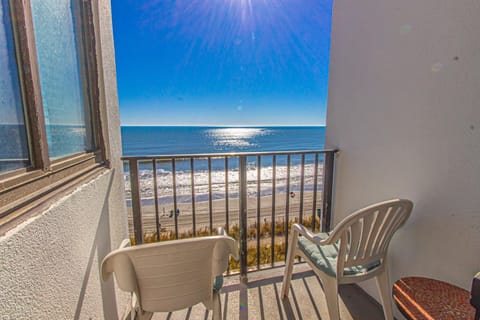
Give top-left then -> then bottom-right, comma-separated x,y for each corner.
101,234 -> 238,320
282,199 -> 413,320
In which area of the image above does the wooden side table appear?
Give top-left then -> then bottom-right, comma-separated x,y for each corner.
393,277 -> 476,320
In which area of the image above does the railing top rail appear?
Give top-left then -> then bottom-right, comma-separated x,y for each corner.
121,149 -> 338,161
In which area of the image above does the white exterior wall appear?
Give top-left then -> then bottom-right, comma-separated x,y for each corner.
0,1 -> 129,319
325,0 -> 480,315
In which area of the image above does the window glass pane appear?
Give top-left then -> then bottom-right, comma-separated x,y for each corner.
30,0 -> 93,159
0,0 -> 30,173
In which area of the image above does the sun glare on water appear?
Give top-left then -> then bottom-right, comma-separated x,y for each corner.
207,128 -> 270,149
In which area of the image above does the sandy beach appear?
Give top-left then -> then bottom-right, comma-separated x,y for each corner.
127,190 -> 324,236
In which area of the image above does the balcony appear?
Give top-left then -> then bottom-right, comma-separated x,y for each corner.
121,150 -> 476,320
118,149 -> 395,319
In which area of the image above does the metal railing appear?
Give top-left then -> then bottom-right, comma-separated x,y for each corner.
122,149 -> 337,280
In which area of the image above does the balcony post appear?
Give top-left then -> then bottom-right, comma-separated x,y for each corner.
129,159 -> 143,244
321,151 -> 335,232
239,155 -> 248,283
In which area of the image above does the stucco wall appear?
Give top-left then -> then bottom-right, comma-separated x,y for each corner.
0,0 -> 129,318
325,0 -> 480,315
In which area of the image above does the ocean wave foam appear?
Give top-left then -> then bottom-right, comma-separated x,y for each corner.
124,163 -> 324,204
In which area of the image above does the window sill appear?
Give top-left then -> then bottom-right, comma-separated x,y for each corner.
0,151 -> 107,234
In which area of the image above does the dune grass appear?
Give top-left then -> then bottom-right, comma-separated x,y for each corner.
131,215 -> 321,271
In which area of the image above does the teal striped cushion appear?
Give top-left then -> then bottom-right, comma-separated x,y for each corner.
297,232 -> 380,277
213,275 -> 224,292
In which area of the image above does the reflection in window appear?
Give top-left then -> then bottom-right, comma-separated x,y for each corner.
30,0 -> 93,159
0,0 -> 30,173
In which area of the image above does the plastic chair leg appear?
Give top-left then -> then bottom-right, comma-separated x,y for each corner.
321,275 -> 340,320
375,268 -> 394,320
212,292 -> 222,320
281,231 -> 298,298
137,311 -> 153,320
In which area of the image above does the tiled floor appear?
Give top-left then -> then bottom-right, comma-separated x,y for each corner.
152,264 -> 386,320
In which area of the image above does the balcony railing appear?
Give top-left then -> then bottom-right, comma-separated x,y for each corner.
122,149 -> 337,280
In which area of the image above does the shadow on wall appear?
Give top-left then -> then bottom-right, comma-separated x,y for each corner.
73,170 -> 119,320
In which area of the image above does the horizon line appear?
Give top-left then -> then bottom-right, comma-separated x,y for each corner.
120,124 -> 326,127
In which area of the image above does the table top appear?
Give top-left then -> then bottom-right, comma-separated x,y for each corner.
393,277 -> 476,320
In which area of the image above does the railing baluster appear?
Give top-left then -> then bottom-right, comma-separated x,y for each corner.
285,154 -> 291,261
239,156 -> 248,282
311,153 -> 319,232
225,157 -> 229,234
299,153 -> 305,224
256,156 -> 261,270
129,159 -> 143,244
172,158 -> 178,239
271,155 -> 276,267
152,160 -> 160,241
322,151 -> 335,232
208,157 -> 213,234
190,158 -> 196,236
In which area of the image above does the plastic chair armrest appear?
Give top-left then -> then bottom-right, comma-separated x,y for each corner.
217,227 -> 240,262
292,223 -> 336,246
217,227 -> 226,236
119,239 -> 131,249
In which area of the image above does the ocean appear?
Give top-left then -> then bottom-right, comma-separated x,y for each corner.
121,126 -> 325,156
121,126 -> 326,205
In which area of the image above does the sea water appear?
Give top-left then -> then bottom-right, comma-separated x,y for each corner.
121,126 -> 326,204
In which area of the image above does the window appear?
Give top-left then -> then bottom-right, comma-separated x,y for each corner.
0,0 -> 108,229
30,0 -> 94,159
0,0 -> 29,173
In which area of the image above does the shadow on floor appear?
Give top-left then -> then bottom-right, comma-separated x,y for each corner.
153,266 -> 385,320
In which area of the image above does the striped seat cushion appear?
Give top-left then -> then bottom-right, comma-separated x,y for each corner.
297,232 -> 380,277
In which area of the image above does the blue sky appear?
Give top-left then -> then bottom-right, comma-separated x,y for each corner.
112,0 -> 333,126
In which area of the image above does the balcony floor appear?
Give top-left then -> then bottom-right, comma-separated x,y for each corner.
151,264 -> 386,320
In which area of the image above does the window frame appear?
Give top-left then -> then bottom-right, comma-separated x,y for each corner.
0,0 -> 110,230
